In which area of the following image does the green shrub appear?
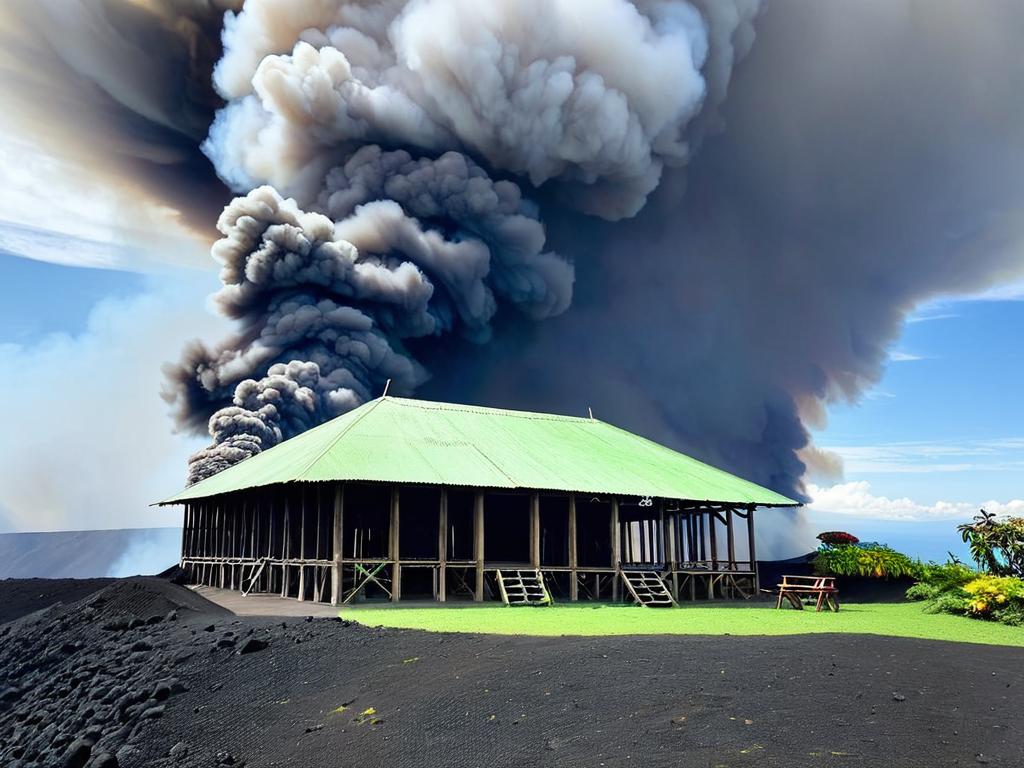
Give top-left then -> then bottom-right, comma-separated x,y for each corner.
907,561 -> 1024,628
963,575 -> 1024,617
957,511 -> 1024,577
814,543 -> 922,579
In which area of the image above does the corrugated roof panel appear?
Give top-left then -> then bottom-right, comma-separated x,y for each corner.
157,396 -> 799,506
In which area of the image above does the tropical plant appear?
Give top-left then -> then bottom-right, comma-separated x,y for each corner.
816,531 -> 860,548
906,560 -> 1024,628
957,510 -> 1024,577
814,543 -> 922,579
962,575 -> 1024,617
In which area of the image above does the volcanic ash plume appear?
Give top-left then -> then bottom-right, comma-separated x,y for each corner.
165,0 -> 762,483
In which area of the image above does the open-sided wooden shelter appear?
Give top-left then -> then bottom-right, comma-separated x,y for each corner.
157,396 -> 799,606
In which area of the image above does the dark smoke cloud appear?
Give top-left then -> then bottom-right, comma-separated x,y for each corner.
14,0 -> 1022,502
165,0 -> 759,483
417,0 -> 1024,499
0,0 -> 237,236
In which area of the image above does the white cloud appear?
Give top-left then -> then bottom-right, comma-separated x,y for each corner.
889,350 -> 927,362
807,480 -> 1024,521
823,438 -> 1024,474
0,133 -> 210,271
0,275 -> 228,533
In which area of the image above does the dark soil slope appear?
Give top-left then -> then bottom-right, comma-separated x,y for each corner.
0,577 -> 114,623
2,579 -> 1022,768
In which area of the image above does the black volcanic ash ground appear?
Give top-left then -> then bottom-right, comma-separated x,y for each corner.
1,578 -> 1021,767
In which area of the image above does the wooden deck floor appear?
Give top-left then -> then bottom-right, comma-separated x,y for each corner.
191,585 -> 340,618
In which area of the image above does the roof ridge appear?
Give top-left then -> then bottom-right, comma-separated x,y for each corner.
295,397 -> 384,481
386,396 -> 593,422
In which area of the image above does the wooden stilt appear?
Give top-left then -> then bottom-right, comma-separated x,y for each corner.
611,498 -> 620,602
298,486 -> 307,602
331,484 -> 343,606
390,486 -> 401,602
474,492 -> 485,602
530,493 -> 541,568
438,490 -> 447,602
747,506 -> 758,591
568,495 -> 578,601
709,508 -> 719,571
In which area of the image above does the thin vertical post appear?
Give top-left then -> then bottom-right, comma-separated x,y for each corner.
282,493 -> 291,598
709,508 -> 719,571
610,498 -> 620,602
747,506 -> 758,591
331,484 -> 343,606
530,493 -> 541,568
474,492 -> 485,601
390,486 -> 401,602
438,490 -> 447,602
726,507 -> 736,568
298,486 -> 307,602
568,495 -> 578,601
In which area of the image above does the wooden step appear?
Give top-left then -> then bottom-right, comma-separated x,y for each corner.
620,570 -> 676,607
496,569 -> 553,606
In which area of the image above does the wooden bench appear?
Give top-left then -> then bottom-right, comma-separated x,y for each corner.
767,575 -> 839,612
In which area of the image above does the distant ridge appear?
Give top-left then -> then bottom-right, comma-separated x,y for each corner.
0,528 -> 181,579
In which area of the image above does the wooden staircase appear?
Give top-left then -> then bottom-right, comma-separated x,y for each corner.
620,570 -> 676,607
496,569 -> 552,606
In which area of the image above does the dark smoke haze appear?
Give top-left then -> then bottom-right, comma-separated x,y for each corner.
6,1 -> 1024,501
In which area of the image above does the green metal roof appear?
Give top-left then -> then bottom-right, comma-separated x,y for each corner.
156,397 -> 799,507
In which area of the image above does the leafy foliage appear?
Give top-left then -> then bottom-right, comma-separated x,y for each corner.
816,531 -> 860,547
907,560 -> 1024,628
957,510 -> 1024,577
814,543 -> 922,579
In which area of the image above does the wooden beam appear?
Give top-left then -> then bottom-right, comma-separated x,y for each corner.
390,486 -> 401,602
568,495 -> 578,601
726,507 -> 736,566
708,507 -> 719,570
747,506 -> 758,591
474,492 -> 485,601
298,486 -> 307,602
331,484 -> 343,606
611,498 -> 620,601
530,493 -> 541,568
438,489 -> 447,602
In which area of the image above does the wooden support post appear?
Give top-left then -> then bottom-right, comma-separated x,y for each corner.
474,492 -> 485,602
658,502 -> 666,565
282,495 -> 291,598
331,484 -> 343,606
390,486 -> 401,602
666,509 -> 679,599
696,512 -> 704,565
568,495 -> 578,601
530,493 -> 541,568
438,490 -> 447,602
726,507 -> 736,567
611,498 -> 620,602
747,506 -> 758,591
708,508 -> 719,571
298,487 -> 307,602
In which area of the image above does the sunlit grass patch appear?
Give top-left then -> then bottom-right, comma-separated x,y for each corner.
341,601 -> 1024,647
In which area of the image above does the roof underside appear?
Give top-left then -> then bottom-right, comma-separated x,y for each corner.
157,397 -> 799,507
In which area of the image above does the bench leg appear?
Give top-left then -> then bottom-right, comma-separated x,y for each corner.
776,590 -> 784,609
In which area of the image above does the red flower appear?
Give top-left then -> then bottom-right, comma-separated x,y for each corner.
817,531 -> 860,547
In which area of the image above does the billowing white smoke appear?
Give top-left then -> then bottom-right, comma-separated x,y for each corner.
167,0 -> 762,483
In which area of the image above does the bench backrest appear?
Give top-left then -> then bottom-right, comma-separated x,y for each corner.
779,574 -> 835,589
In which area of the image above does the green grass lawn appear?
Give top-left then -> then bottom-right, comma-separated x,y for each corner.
341,602 -> 1024,647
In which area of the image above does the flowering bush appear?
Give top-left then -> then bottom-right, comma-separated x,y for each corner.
907,562 -> 1024,627
816,531 -> 860,548
814,543 -> 921,579
963,575 -> 1024,618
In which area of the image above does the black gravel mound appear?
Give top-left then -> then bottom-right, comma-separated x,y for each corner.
0,578 -> 115,624
1,578 -> 1022,768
